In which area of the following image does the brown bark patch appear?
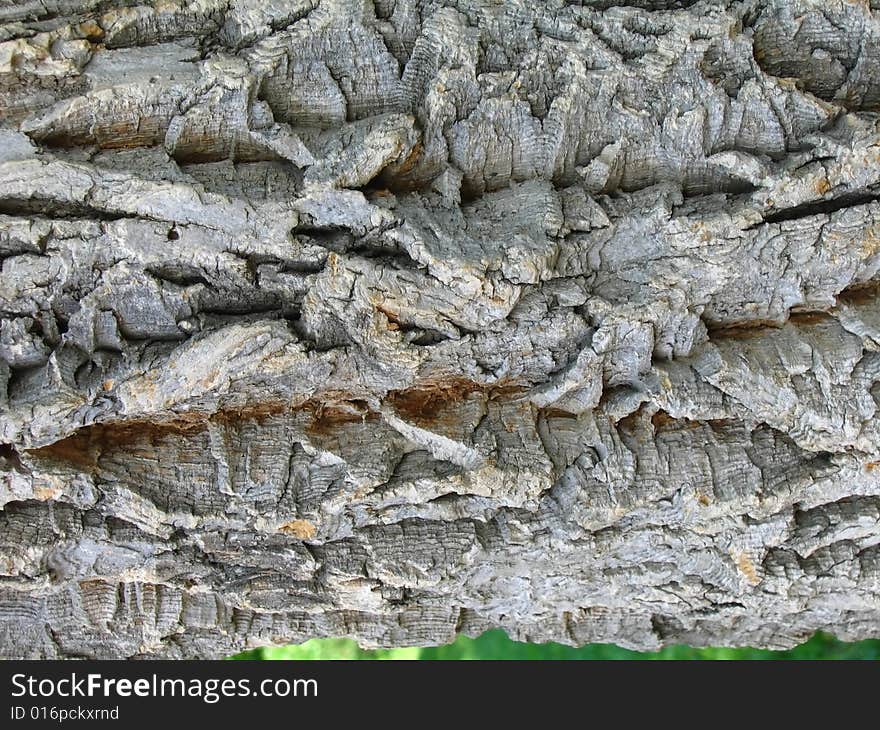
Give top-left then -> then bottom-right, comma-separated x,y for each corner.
26,402 -> 289,469
386,378 -> 526,427
650,410 -> 737,434
304,399 -> 378,435
788,310 -> 832,326
733,551 -> 761,586
837,280 -> 880,306
278,519 -> 317,540
540,408 -> 579,420
706,318 -> 784,339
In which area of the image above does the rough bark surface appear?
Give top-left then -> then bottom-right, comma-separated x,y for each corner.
2,0 -> 880,659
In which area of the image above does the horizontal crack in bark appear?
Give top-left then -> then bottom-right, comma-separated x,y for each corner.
22,380 -> 531,467
746,191 -> 880,229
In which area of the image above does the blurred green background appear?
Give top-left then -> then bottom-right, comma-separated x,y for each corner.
232,629 -> 880,660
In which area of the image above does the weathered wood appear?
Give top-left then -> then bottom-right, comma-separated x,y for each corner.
2,0 -> 880,658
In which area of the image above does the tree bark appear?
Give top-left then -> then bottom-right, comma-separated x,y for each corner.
2,0 -> 880,659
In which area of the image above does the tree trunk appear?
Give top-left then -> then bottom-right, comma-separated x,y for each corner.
2,0 -> 880,659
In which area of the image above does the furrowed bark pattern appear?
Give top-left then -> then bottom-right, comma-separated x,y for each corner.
2,0 -> 880,658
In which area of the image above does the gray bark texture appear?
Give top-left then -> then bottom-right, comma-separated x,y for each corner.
2,0 -> 880,659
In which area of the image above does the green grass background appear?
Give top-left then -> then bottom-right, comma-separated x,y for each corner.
233,630 -> 880,660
